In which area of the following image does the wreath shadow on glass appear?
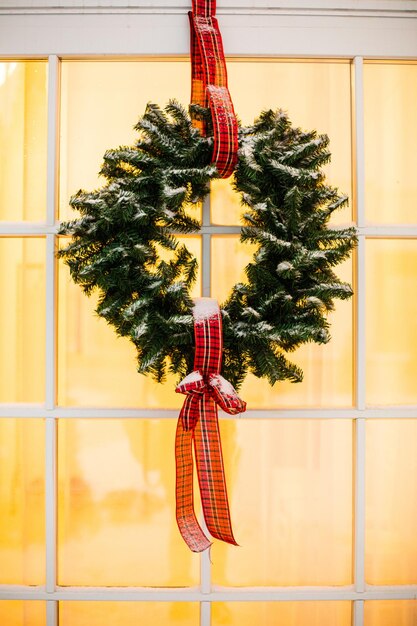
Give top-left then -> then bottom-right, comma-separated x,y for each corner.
58,101 -> 357,391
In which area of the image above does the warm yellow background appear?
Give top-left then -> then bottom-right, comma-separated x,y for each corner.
0,238 -> 46,403
366,420 -> 417,584
364,62 -> 417,224
59,602 -> 199,625
57,419 -> 199,586
212,601 -> 352,626
0,62 -> 47,222
0,419 -> 45,585
366,239 -> 417,405
0,601 -> 45,626
364,601 -> 417,626
212,419 -> 353,586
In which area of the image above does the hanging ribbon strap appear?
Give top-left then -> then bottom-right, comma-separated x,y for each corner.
175,298 -> 246,552
189,0 -> 238,178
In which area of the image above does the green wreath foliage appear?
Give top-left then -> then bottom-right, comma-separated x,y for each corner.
58,100 -> 357,390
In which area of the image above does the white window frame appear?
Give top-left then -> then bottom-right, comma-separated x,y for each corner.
0,3 -> 417,626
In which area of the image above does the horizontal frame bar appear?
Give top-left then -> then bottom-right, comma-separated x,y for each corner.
2,223 -> 417,237
0,585 -> 416,602
1,406 -> 417,418
2,0 -> 417,19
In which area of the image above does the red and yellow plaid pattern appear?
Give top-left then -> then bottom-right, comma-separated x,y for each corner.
189,0 -> 238,178
175,301 -> 246,552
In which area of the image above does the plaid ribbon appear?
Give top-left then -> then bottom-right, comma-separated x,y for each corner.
175,299 -> 246,552
189,0 -> 238,178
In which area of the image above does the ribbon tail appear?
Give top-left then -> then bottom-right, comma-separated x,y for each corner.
194,396 -> 238,545
175,417 -> 212,552
188,11 -> 206,134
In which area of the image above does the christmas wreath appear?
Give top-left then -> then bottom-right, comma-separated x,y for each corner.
58,0 -> 359,552
58,100 -> 357,391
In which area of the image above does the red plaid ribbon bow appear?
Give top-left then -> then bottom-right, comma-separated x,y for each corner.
189,0 -> 238,178
175,298 -> 246,552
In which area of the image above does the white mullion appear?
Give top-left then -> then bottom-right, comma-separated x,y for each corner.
2,585 -> 417,601
354,57 -> 365,230
354,419 -> 366,593
45,417 -> 58,595
45,235 -> 57,596
46,55 -> 60,228
45,234 -> 58,599
0,223 -> 58,235
358,225 -> 417,237
45,234 -> 57,411
202,233 -> 211,297
354,56 -> 366,412
353,55 -> 367,600
3,406 -> 417,419
3,223 -> 417,237
201,601 -> 211,626
4,223 -> 417,238
354,237 -> 366,405
202,193 -> 211,297
353,599 -> 364,626
200,225 -> 240,235
353,238 -> 366,596
45,53 -> 60,615
46,600 -> 58,626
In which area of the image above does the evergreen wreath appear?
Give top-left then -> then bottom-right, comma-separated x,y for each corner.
58,101 -> 357,390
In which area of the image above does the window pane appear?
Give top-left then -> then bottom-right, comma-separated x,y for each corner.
364,62 -> 417,224
366,240 -> 417,405
0,238 -> 45,403
57,236 -> 200,407
365,601 -> 417,626
59,602 -> 198,626
211,60 -> 352,225
212,602 -> 352,626
59,60 -> 193,221
0,419 -> 45,585
211,236 -> 353,408
0,61 -> 47,222
212,420 -> 353,586
0,601 -> 46,626
58,419 -> 199,586
366,420 -> 417,585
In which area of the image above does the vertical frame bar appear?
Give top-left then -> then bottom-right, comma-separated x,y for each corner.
45,234 -> 58,601
354,57 -> 365,230
354,56 -> 366,411
45,233 -> 57,412
46,600 -> 59,626
353,56 -> 367,602
45,417 -> 58,595
200,601 -> 211,626
353,599 -> 364,626
353,418 -> 366,594
46,55 -> 60,227
355,236 -> 366,413
46,54 -> 60,626
202,192 -> 211,297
